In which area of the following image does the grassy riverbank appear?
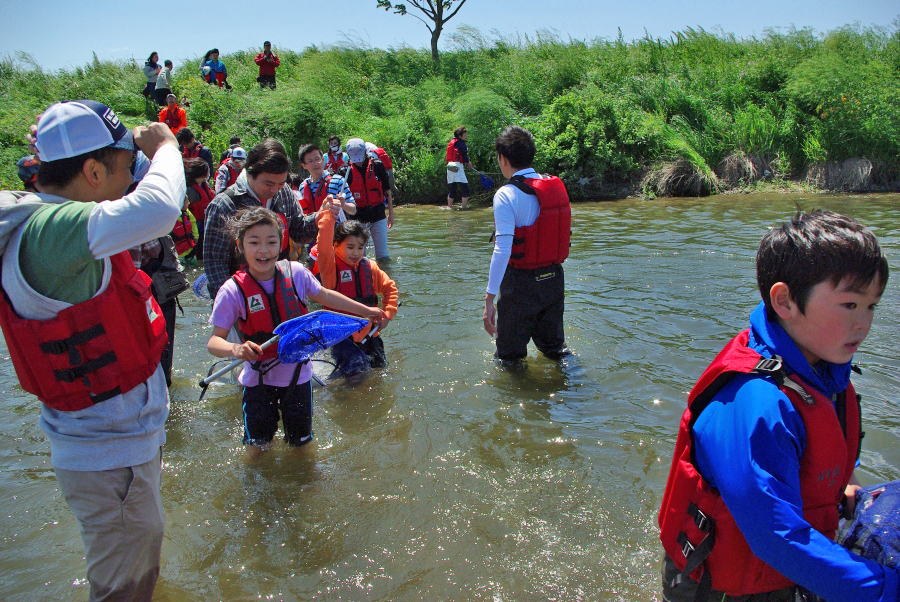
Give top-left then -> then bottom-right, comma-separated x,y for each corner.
2,22 -> 899,200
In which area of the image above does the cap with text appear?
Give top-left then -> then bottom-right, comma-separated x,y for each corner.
35,100 -> 135,162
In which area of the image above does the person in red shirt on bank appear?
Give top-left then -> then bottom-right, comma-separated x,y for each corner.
254,41 -> 280,90
159,94 -> 187,136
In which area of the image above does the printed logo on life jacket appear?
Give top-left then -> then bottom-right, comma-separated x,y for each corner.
146,299 -> 158,322
353,192 -> 361,200
340,270 -> 353,283
248,294 -> 266,313
817,466 -> 841,488
102,108 -> 121,129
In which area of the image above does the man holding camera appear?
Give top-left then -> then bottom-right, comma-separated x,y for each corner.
254,41 -> 280,90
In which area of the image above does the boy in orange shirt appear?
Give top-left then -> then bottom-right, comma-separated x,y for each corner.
315,197 -> 397,376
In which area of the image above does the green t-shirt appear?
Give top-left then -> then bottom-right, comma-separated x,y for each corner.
18,201 -> 103,305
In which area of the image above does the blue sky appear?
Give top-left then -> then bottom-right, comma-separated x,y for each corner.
1,0 -> 897,71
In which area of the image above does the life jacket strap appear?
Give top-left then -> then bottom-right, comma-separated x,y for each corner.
40,323 -> 106,367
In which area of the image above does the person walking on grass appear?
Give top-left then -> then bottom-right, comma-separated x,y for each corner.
154,60 -> 174,106
159,93 -> 187,136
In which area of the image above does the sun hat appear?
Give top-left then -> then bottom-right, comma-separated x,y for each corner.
231,147 -> 247,160
345,138 -> 367,163
35,100 -> 135,162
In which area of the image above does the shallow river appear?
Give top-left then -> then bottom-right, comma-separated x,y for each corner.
1,193 -> 899,601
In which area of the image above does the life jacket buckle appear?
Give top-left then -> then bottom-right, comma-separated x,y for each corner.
681,538 -> 695,559
693,509 -> 711,533
754,357 -> 783,373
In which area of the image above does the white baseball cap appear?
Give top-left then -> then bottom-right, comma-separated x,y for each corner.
36,100 -> 135,162
345,138 -> 367,163
231,147 -> 247,160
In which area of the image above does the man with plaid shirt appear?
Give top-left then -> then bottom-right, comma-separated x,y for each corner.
203,139 -> 318,299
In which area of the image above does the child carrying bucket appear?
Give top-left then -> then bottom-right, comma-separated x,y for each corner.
207,207 -> 383,460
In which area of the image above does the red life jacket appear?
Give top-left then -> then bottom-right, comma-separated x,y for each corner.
0,251 -> 168,411
372,147 -> 392,170
171,213 -> 195,255
326,150 -> 345,173
188,181 -> 214,223
506,175 -> 571,269
231,260 -> 307,364
301,175 -> 332,214
446,138 -> 462,163
346,160 -> 384,209
657,330 -> 861,596
224,162 -> 240,188
182,143 -> 205,160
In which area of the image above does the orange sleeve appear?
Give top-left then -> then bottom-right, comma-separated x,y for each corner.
158,108 -> 165,123
316,209 -> 337,290
370,262 -> 398,320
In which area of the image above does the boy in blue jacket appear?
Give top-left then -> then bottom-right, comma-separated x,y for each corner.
659,210 -> 896,601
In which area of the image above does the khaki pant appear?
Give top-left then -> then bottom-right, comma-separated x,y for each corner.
55,449 -> 164,602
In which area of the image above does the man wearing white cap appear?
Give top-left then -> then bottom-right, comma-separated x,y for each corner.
0,100 -> 184,601
215,145 -> 246,194
344,137 -> 393,261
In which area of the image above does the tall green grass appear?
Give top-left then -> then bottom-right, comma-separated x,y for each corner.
2,21 -> 898,198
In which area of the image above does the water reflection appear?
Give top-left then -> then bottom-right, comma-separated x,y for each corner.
1,194 -> 898,600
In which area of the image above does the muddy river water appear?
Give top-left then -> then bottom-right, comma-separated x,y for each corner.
1,193 -> 898,600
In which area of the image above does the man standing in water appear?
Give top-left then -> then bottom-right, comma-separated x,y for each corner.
0,101 -> 184,600
483,125 -> 571,362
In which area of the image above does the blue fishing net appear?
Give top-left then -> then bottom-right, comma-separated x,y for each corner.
274,311 -> 368,364
837,481 -> 900,568
479,173 -> 494,190
192,273 -> 210,300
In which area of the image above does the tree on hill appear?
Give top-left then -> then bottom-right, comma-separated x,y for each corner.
376,0 -> 468,70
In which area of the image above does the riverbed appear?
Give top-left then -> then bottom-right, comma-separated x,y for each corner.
1,193 -> 898,600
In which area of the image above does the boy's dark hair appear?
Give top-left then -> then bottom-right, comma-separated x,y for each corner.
334,220 -> 370,246
204,49 -> 219,61
245,139 -> 290,177
298,143 -> 322,165
453,126 -> 467,139
37,147 -> 120,189
757,210 -> 889,319
228,207 -> 283,248
495,125 -> 535,169
183,157 -> 210,182
175,128 -> 195,146
164,60 -> 173,67
229,136 -> 241,145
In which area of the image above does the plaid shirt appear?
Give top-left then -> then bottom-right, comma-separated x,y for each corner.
203,176 -> 317,299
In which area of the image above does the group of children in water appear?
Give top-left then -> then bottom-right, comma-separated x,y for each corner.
175,137 -> 398,459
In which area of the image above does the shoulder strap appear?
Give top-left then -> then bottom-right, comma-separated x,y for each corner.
506,175 -> 536,196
